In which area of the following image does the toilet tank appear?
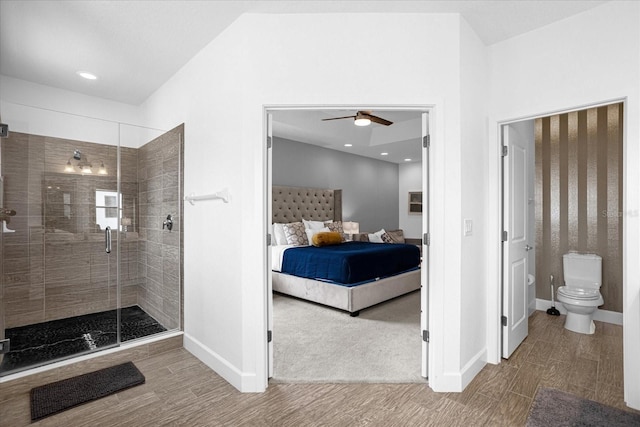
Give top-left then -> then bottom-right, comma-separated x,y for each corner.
563,253 -> 602,290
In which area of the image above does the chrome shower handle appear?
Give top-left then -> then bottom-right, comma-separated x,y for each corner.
163,214 -> 173,231
105,226 -> 112,253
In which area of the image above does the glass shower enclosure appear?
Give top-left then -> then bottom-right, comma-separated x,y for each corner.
0,104 -> 183,376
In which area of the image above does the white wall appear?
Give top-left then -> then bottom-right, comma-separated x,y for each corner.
141,12 -> 479,392
0,76 -> 161,148
459,17 -> 490,386
398,162 -> 422,238
487,1 -> 640,409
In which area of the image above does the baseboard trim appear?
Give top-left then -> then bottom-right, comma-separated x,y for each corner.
460,348 -> 486,390
535,298 -> 622,325
430,371 -> 463,392
430,348 -> 486,393
183,333 -> 260,393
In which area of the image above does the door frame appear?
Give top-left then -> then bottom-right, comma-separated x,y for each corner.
488,98 -> 628,364
263,104 -> 435,386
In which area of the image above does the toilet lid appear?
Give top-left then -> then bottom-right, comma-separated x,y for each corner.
557,286 -> 601,300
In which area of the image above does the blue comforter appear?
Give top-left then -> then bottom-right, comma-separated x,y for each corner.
281,241 -> 420,287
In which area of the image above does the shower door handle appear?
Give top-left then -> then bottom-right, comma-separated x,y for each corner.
105,226 -> 112,253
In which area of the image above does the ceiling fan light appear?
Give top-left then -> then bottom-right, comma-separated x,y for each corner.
354,117 -> 371,127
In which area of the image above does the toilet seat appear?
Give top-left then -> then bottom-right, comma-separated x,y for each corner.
557,286 -> 601,301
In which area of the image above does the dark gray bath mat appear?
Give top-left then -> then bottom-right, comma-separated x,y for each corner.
30,361 -> 145,421
526,387 -> 640,426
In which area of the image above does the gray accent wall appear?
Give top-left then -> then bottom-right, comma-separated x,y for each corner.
272,137 -> 398,233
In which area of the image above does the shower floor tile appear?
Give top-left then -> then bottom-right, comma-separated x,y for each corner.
0,306 -> 166,375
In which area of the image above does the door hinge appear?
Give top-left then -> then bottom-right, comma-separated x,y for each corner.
423,134 -> 430,148
267,330 -> 272,343
422,330 -> 429,343
502,231 -> 508,242
423,232 -> 430,246
0,338 -> 9,354
267,136 -> 272,149
267,234 -> 272,246
501,316 -> 507,327
502,145 -> 508,156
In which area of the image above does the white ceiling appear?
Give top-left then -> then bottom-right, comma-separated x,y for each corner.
0,0 -> 607,163
272,109 -> 425,165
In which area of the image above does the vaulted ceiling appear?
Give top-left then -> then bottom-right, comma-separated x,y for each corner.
0,1 -> 607,162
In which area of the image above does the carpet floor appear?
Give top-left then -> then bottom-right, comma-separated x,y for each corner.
272,290 -> 424,383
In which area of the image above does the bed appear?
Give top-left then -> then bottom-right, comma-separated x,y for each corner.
271,185 -> 422,316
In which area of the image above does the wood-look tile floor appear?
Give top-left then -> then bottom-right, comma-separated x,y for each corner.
1,311 -> 638,426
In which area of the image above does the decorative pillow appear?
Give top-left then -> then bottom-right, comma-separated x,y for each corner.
325,221 -> 345,241
303,218 -> 326,230
272,223 -> 288,245
352,233 -> 369,242
381,232 -> 394,243
283,222 -> 308,246
325,220 -> 343,233
306,227 -> 330,245
312,231 -> 343,247
368,228 -> 386,243
382,229 -> 405,244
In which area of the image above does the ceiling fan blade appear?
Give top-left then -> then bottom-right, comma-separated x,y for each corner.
367,114 -> 393,126
321,115 -> 356,121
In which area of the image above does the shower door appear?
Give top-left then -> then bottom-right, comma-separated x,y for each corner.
0,114 -> 121,376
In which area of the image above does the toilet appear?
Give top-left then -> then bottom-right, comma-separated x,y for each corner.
556,252 -> 604,334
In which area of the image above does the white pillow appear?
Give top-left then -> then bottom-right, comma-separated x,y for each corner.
368,228 -> 387,243
303,218 -> 326,230
306,227 -> 330,245
272,223 -> 288,246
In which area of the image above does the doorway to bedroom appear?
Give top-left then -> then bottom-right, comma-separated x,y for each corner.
265,107 -> 431,383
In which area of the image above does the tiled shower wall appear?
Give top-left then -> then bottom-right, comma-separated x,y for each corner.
136,125 -> 183,330
1,126 -> 182,330
0,133 -> 138,328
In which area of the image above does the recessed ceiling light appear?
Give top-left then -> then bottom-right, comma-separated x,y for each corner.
404,158 -> 412,162
344,144 -> 353,147
381,152 -> 388,156
77,71 -> 98,80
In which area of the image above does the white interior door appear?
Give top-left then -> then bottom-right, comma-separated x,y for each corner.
502,124 -> 529,358
267,113 -> 274,378
421,112 -> 430,378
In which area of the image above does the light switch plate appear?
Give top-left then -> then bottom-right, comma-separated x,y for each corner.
464,219 -> 473,236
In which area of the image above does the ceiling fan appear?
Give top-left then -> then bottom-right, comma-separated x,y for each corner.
321,111 -> 393,127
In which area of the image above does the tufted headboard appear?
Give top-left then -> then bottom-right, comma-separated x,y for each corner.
272,186 -> 342,224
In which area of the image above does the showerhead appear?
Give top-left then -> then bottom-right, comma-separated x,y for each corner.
73,149 -> 82,160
